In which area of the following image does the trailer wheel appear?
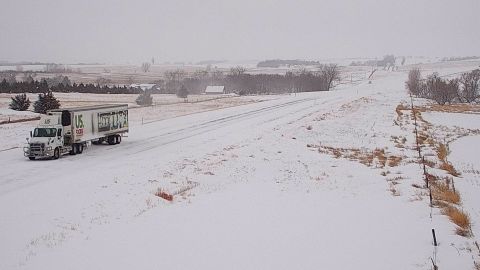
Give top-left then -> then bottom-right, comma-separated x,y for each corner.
77,144 -> 84,154
108,136 -> 116,145
69,144 -> 77,155
116,135 -> 121,144
53,148 -> 60,159
28,157 -> 35,160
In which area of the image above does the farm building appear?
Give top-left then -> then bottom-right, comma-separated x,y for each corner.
205,85 -> 226,94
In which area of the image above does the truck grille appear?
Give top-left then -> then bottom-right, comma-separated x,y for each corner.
30,143 -> 45,152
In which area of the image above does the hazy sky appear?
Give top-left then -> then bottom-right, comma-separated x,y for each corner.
1,0 -> 479,64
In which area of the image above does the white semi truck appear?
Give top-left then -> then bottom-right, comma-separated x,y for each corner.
24,104 -> 128,160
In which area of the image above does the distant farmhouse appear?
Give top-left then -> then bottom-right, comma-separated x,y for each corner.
205,85 -> 226,94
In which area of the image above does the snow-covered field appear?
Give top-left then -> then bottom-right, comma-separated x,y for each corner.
0,93 -> 280,122
1,61 -> 480,269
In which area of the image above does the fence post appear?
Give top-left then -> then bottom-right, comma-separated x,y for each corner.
432,229 -> 437,246
429,187 -> 433,206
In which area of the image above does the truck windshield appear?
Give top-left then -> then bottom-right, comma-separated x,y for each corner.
33,128 -> 57,137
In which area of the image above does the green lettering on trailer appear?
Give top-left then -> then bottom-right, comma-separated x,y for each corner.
75,115 -> 84,128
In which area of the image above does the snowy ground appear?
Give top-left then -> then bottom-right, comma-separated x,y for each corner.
1,61 -> 480,270
0,92 -> 280,122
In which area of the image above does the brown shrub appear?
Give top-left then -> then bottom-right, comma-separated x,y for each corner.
442,206 -> 471,233
426,173 -> 439,182
440,162 -> 460,177
432,182 -> 460,205
426,103 -> 480,114
437,143 -> 448,161
387,156 -> 403,167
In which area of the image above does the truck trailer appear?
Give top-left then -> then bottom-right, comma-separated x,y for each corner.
24,104 -> 128,160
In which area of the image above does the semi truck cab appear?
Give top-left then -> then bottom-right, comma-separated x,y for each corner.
24,113 -> 65,159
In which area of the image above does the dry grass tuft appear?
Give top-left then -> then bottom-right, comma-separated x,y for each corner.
431,182 -> 460,205
424,103 -> 480,114
456,227 -> 471,237
474,261 -> 480,270
387,155 -> 403,167
318,146 -> 393,169
437,143 -> 448,161
389,183 -> 400,196
306,125 -> 312,130
155,188 -> 174,201
440,162 -> 461,177
417,132 -> 432,145
396,104 -> 409,120
423,158 -> 436,168
374,148 -> 387,168
426,173 -> 439,182
442,206 -> 471,235
381,171 -> 390,176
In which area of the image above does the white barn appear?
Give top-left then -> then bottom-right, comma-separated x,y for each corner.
205,85 -> 226,95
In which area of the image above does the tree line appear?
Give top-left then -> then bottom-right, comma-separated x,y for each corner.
406,68 -> 480,105
0,76 -> 142,94
154,65 -> 341,95
1,64 -> 341,96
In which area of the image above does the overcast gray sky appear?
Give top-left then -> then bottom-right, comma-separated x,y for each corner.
1,0 -> 479,64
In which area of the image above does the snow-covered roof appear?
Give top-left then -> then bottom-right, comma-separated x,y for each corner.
205,85 -> 225,93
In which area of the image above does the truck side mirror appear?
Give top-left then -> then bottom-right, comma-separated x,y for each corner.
30,131 -> 32,138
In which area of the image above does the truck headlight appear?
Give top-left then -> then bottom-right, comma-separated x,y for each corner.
46,146 -> 52,151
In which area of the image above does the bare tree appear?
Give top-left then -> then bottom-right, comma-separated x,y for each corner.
96,77 -> 112,87
406,68 -> 422,96
229,66 -> 246,76
426,74 -> 457,105
211,70 -> 224,82
459,69 -> 480,103
164,69 -> 185,93
193,69 -> 209,80
141,62 -> 151,73
45,63 -> 71,73
0,71 -> 17,84
320,64 -> 340,91
126,76 -> 135,85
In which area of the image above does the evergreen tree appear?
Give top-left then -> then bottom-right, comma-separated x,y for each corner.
0,79 -> 9,92
33,91 -> 60,114
177,84 -> 189,100
9,93 -> 31,111
135,91 -> 153,106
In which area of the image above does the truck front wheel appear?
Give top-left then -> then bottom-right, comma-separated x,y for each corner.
53,148 -> 60,159
28,157 -> 35,160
